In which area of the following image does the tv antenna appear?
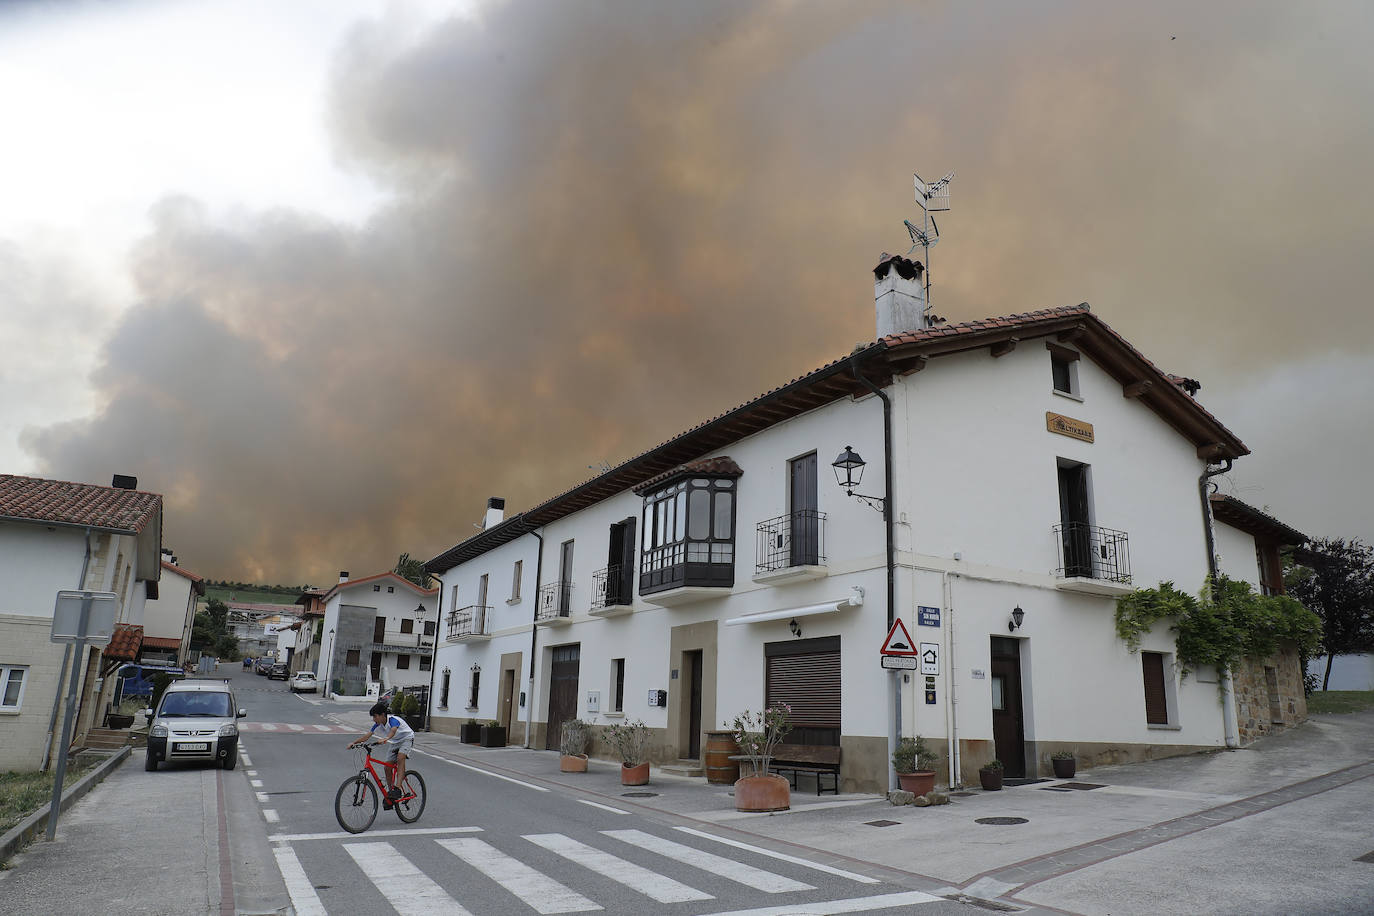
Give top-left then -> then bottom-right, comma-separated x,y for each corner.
905,170 -> 954,318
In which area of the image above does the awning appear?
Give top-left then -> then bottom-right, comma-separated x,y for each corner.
102,623 -> 144,661
723,587 -> 864,627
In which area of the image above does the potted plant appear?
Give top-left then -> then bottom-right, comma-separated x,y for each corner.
730,704 -> 793,812
392,692 -> 425,731
892,735 -> 938,796
460,718 -> 483,743
1051,750 -> 1076,779
480,719 -> 507,747
107,697 -> 141,730
559,718 -> 591,772
979,759 -> 1004,791
605,719 -> 651,785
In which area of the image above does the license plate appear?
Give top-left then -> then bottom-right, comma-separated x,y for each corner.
178,742 -> 209,751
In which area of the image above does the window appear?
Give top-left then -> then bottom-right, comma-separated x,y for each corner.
468,668 -> 481,709
373,584 -> 381,592
1047,341 -> 1081,396
611,658 -> 625,713
1,665 -> 28,711
419,655 -> 432,672
511,560 -> 522,601
400,619 -> 414,634
387,586 -> 395,594
345,649 -> 361,667
440,670 -> 451,708
638,471 -> 739,595
397,654 -> 411,670
423,621 -> 436,637
478,573 -> 489,610
1142,652 -> 1169,725
374,617 -> 387,643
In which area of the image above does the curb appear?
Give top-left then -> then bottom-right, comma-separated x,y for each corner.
0,746 -> 131,864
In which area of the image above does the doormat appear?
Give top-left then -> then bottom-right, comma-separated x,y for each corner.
1001,777 -> 1051,787
1058,782 -> 1106,790
864,820 -> 900,827
974,816 -> 1029,825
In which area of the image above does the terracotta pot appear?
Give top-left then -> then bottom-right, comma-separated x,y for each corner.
897,770 -> 936,796
979,767 -> 1003,791
704,730 -> 740,785
560,754 -> 589,773
1052,757 -> 1076,779
621,762 -> 650,785
734,774 -> 790,812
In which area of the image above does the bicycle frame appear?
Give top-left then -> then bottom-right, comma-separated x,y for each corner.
356,746 -> 416,801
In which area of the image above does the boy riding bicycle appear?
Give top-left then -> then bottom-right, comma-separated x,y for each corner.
348,701 -> 415,804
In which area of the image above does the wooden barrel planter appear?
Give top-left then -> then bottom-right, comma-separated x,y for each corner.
704,730 -> 740,785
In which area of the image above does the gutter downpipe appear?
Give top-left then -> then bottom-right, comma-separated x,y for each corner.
524,528 -> 544,749
851,352 -> 898,792
43,527 -> 93,772
425,572 -> 445,733
1200,458 -> 1239,749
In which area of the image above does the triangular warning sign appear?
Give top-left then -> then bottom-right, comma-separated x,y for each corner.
880,618 -> 918,656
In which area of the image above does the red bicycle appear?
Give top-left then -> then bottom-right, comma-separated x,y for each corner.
334,742 -> 427,833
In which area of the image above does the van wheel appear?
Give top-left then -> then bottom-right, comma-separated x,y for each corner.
145,752 -> 158,772
221,752 -> 237,770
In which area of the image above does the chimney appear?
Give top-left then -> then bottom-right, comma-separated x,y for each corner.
483,497 -> 506,529
873,253 -> 927,337
338,571 -> 349,583
111,474 -> 138,490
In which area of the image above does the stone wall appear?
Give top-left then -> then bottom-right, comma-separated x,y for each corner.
1232,643 -> 1308,745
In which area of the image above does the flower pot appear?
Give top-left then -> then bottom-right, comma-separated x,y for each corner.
460,723 -> 483,743
704,730 -> 741,785
897,770 -> 936,796
1052,757 -> 1076,779
734,774 -> 790,812
979,767 -> 1003,791
620,762 -> 650,786
480,725 -> 507,748
560,754 -> 588,773
107,714 -> 134,730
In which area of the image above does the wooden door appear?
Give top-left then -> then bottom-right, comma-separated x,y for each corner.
546,645 -> 580,750
373,616 -> 387,643
686,650 -> 703,759
789,453 -> 819,566
500,668 -> 516,731
1058,464 -> 1092,577
990,637 -> 1026,777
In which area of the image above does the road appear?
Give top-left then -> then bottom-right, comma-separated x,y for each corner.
221,667 -> 994,916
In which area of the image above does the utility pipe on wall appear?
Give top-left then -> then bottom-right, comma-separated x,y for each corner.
1199,459 -> 1239,749
425,571 -> 445,732
524,528 -> 544,749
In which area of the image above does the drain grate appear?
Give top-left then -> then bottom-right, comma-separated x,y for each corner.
975,816 -> 1029,825
1356,851 -> 1374,864
1058,782 -> 1106,790
943,893 -> 1025,912
1038,787 -> 1073,792
1001,777 -> 1051,787
621,791 -> 658,798
949,791 -> 976,797
864,819 -> 900,827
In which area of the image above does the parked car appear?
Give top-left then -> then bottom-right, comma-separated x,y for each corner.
267,663 -> 290,680
255,659 -> 272,675
145,679 -> 244,771
289,671 -> 318,693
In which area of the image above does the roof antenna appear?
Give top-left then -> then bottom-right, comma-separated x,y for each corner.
904,170 -> 954,321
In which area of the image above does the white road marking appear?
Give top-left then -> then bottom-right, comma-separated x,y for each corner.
575,799 -> 628,814
702,891 -> 942,915
263,809 -> 279,823
250,779 -> 264,788
313,724 -> 333,731
437,837 -> 602,914
272,845 -> 327,916
526,833 -> 711,904
415,748 -> 549,792
345,842 -> 474,915
256,792 -> 269,803
288,723 -> 305,731
674,826 -> 880,883
602,829 -> 813,893
246,770 -> 257,777
260,723 -> 278,731
270,825 -> 482,843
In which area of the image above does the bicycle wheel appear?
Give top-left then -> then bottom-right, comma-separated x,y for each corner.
393,770 -> 427,823
334,774 -> 378,834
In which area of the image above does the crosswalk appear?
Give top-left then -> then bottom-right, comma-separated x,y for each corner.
271,825 -> 942,915
239,721 -> 356,733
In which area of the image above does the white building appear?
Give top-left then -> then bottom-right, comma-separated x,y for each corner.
425,254 -> 1305,792
0,474 -> 163,771
140,556 -> 205,666
318,572 -> 438,698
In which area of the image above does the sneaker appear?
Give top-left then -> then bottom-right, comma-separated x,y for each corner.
388,786 -> 402,800
382,799 -> 393,810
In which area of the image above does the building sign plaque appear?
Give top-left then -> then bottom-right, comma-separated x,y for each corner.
1046,411 -> 1094,443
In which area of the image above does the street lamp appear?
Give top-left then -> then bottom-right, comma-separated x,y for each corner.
414,604 -> 426,649
832,446 -> 886,514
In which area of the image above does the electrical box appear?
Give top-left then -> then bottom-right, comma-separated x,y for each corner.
647,689 -> 667,707
586,690 -> 600,714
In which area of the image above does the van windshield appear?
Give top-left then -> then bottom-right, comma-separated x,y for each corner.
159,692 -> 233,717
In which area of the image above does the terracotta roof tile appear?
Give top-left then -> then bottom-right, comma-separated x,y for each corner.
140,636 -> 182,650
103,623 -> 143,661
0,474 -> 161,534
633,456 -> 743,495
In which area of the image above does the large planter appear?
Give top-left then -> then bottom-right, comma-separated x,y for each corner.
1052,756 -> 1076,779
979,767 -> 1004,791
734,774 -> 790,812
404,714 -> 425,733
107,713 -> 134,730
460,723 -> 483,743
620,762 -> 650,786
704,730 -> 740,785
480,725 -> 507,748
560,754 -> 588,773
897,770 -> 936,796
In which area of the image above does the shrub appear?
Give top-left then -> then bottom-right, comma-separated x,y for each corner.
981,759 -> 1004,771
892,735 -> 938,773
1051,750 -> 1074,760
604,719 -> 649,765
730,704 -> 792,777
560,718 -> 590,756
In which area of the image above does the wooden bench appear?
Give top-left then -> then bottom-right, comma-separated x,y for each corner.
768,744 -> 841,795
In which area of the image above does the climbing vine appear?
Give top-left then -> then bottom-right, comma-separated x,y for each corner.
1115,576 -> 1322,680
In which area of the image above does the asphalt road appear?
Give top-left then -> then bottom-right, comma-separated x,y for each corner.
224,668 -> 994,916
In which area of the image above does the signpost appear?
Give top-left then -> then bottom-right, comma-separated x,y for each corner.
47,590 -> 118,841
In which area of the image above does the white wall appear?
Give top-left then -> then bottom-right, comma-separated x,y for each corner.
1214,523 -> 1262,590
143,569 -> 196,644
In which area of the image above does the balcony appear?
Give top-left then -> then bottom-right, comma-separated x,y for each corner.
374,631 -> 435,654
753,510 -> 828,585
445,605 -> 492,642
590,565 -> 634,617
1052,523 -> 1133,596
536,581 -> 575,626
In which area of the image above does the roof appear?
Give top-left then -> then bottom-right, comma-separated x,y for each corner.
633,456 -> 744,496
160,560 -> 207,596
103,623 -> 143,662
427,301 -> 1250,573
1210,495 -> 1308,546
226,602 -> 302,615
318,571 -> 438,604
0,474 -> 162,534
140,636 -> 182,650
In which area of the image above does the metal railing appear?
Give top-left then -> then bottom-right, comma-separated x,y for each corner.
445,605 -> 490,640
755,509 -> 826,574
591,565 -> 634,609
1053,523 -> 1131,584
536,581 -> 573,621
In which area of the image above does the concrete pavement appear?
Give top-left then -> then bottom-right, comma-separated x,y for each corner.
4,701 -> 1370,915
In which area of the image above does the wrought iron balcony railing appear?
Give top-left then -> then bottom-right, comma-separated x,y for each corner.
445,605 -> 490,640
536,581 -> 573,621
1053,523 -> 1131,584
592,565 -> 634,609
755,509 -> 826,574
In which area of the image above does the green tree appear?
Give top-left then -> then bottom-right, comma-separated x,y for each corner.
206,597 -> 228,630
394,553 -> 431,588
190,611 -> 216,652
1286,538 -> 1374,690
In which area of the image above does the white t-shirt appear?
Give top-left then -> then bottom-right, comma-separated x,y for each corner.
370,714 -> 415,743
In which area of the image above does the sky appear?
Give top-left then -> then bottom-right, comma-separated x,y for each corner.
2,0 -> 1371,586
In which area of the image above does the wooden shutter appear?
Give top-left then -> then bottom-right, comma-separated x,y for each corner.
766,646 -> 840,730
1142,652 -> 1168,725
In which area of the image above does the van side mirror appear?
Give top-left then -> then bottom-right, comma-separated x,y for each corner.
237,708 -> 247,718
144,708 -> 153,718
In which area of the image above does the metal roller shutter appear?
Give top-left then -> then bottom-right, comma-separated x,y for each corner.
766,650 -> 840,729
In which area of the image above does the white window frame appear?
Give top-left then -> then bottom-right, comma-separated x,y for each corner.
1,665 -> 30,712
509,560 -> 523,603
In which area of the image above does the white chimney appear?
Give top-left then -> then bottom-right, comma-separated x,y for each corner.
874,252 -> 927,337
338,571 -> 349,583
483,497 -> 506,529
